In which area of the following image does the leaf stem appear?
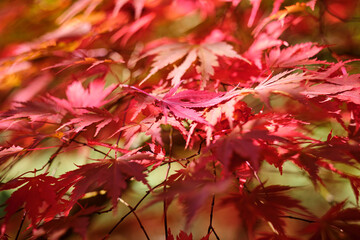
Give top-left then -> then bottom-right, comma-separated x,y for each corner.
72,139 -> 114,159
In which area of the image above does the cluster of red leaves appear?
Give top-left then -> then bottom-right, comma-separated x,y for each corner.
1,0 -> 360,239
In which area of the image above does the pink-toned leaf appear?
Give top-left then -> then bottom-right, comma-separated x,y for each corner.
248,0 -> 261,27
254,70 -> 314,100
304,73 -> 360,104
266,43 -> 325,68
50,80 -> 116,114
0,145 -> 24,166
168,48 -> 197,86
112,0 -> 145,19
57,107 -> 118,136
57,0 -> 100,24
111,13 -> 155,45
140,43 -> 191,85
141,41 -> 247,86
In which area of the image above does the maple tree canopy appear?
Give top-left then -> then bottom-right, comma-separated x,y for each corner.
0,0 -> 360,239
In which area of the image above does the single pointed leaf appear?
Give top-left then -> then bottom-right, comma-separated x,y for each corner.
248,0 -> 261,27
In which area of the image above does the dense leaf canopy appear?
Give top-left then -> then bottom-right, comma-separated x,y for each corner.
0,0 -> 360,239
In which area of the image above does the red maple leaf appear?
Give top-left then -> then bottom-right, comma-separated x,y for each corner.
123,84 -> 239,125
152,161 -> 229,226
0,173 -> 68,227
223,185 -> 311,235
167,229 -> 210,240
0,145 -> 24,166
140,40 -> 248,86
0,99 -> 64,124
265,43 -> 325,68
59,151 -> 153,208
57,107 -> 119,137
33,206 -> 101,240
177,231 -> 193,240
244,20 -> 286,69
304,201 -> 360,240
253,70 -> 311,100
111,13 -> 155,45
304,66 -> 360,104
159,87 -> 239,125
210,130 -> 286,174
49,79 -> 116,115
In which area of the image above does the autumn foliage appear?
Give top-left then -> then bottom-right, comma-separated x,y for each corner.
1,0 -> 360,239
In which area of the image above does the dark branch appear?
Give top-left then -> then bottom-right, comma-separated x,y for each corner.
15,212 -> 26,240
118,198 -> 150,240
279,215 -> 315,223
102,183 -> 163,240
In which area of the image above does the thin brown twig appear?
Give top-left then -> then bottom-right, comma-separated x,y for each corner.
279,215 -> 315,223
102,182 -> 163,240
163,162 -> 171,238
118,198 -> 150,240
42,132 -> 82,172
96,207 -> 114,214
207,196 -> 216,233
163,127 -> 173,238
209,226 -> 220,240
15,212 -> 26,240
71,139 -> 114,159
159,138 -> 205,167
207,158 -> 220,239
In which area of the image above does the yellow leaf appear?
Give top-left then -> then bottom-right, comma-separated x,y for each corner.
0,74 -> 21,90
270,2 -> 307,20
285,2 -> 307,13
